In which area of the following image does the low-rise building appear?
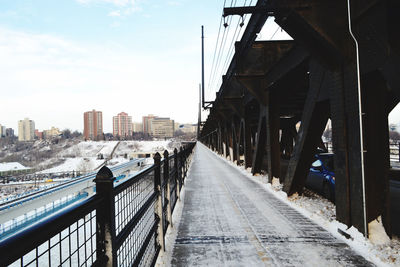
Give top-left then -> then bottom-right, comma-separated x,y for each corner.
151,117 -> 175,139
0,162 -> 32,176
6,128 -> 14,138
132,122 -> 143,133
177,123 -> 197,133
35,129 -> 43,140
43,127 -> 61,139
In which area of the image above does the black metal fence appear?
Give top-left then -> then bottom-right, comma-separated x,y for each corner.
0,142 -> 196,267
324,141 -> 400,162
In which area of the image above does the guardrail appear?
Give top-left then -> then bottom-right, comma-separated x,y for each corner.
324,141 -> 400,162
0,142 -> 195,267
0,192 -> 89,241
0,159 -> 144,212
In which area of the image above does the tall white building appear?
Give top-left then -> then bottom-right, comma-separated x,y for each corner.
18,118 -> 35,141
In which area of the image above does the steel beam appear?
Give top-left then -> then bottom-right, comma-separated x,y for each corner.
283,60 -> 330,195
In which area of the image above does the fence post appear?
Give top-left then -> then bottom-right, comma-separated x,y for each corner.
164,150 -> 173,228
180,147 -> 184,184
174,148 -> 180,200
93,166 -> 116,267
398,142 -> 400,163
153,152 -> 165,252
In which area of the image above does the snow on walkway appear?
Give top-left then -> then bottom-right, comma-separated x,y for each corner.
170,143 -> 373,266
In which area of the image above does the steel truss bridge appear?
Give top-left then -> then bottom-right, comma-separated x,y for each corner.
200,0 -> 400,238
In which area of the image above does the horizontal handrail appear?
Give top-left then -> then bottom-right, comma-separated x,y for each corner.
0,194 -> 102,266
0,142 -> 196,267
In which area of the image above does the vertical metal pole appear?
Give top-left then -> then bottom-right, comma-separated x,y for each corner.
198,84 -> 201,139
398,142 -> 400,163
174,148 -> 180,200
180,147 -> 184,184
164,150 -> 173,228
347,0 -> 368,237
153,152 -> 165,251
201,25 -> 205,108
94,166 -> 116,267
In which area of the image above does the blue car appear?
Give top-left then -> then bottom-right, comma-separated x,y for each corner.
306,153 -> 335,202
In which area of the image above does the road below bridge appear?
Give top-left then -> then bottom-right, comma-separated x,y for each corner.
171,143 -> 373,266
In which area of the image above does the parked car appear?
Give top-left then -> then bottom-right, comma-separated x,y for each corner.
306,153 -> 400,236
305,153 -> 335,202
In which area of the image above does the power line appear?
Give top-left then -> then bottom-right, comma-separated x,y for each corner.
209,0 -> 236,94
206,0 -> 227,100
212,0 -> 253,93
269,25 -> 280,40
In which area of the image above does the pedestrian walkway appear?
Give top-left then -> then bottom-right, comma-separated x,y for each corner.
171,143 -> 373,266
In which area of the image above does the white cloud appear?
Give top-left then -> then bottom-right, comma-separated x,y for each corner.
76,0 -> 142,15
108,10 -> 121,17
167,1 -> 181,6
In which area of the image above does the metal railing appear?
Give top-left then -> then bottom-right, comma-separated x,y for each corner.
324,141 -> 400,162
0,159 -> 144,211
0,142 -> 195,267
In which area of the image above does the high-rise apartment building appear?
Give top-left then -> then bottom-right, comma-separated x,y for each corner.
113,112 -> 132,138
151,117 -> 175,138
142,114 -> 156,135
18,118 -> 35,141
84,110 -> 103,141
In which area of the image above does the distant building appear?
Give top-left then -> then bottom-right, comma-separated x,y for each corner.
6,128 -> 14,137
113,112 -> 132,138
0,124 -> 4,138
43,127 -> 61,139
178,123 -> 197,133
18,118 -> 35,141
132,122 -> 143,133
84,110 -> 103,141
35,129 -> 43,140
142,114 -> 157,135
151,117 -> 175,138
0,162 -> 31,176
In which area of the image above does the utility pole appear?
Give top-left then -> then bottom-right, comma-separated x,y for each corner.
197,84 -> 201,139
201,25 -> 205,109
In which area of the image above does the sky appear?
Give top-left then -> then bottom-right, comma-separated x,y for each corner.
0,0 -> 224,133
1,0 -> 397,134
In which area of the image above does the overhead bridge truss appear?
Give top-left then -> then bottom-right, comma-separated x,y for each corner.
200,0 -> 400,238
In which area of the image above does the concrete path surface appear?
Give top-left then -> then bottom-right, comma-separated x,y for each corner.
171,143 -> 373,266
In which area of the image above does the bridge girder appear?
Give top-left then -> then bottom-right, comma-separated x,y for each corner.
200,0 -> 400,238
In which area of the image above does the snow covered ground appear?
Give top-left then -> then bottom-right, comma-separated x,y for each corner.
1,140 -> 179,201
39,140 -> 177,174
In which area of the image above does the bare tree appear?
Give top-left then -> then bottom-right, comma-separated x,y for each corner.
389,130 -> 400,141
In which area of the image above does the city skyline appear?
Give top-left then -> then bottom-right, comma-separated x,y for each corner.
0,111 -> 195,136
